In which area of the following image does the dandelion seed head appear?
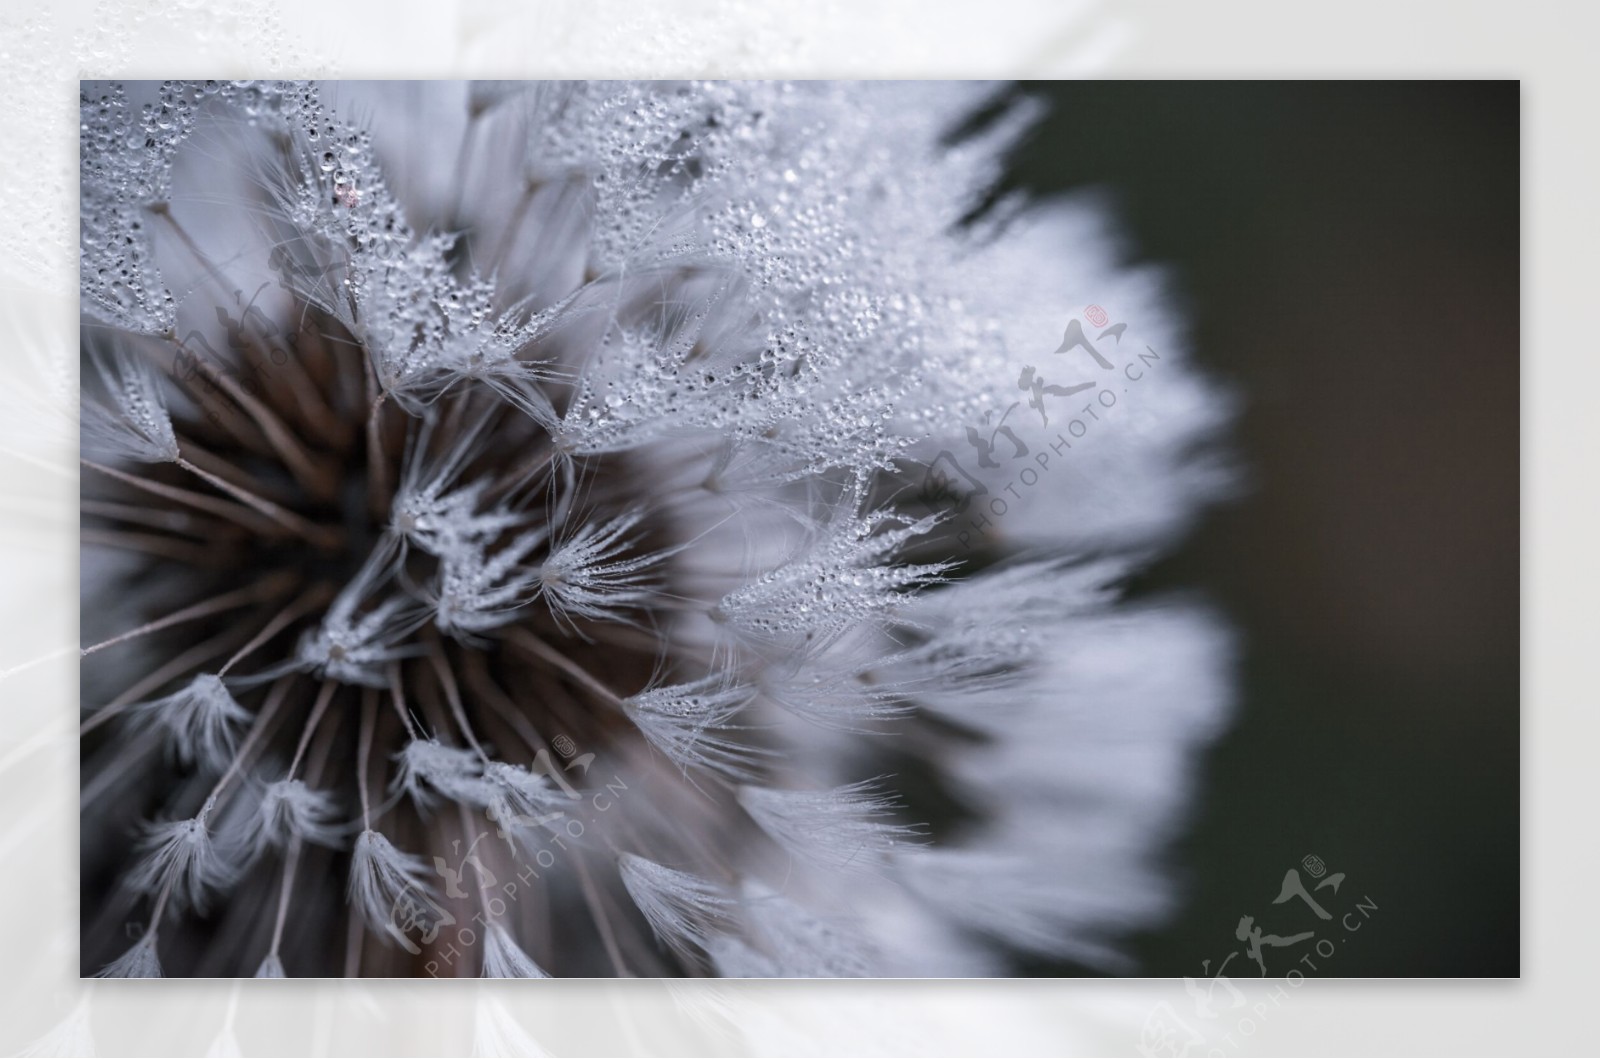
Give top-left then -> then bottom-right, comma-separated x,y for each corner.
81,79 -> 1232,977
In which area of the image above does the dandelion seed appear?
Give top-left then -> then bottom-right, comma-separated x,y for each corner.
714,509 -> 950,656
296,541 -> 419,686
391,738 -> 485,810
737,780 -> 924,873
758,647 -> 913,731
252,778 -> 343,853
622,676 -> 761,780
618,853 -> 731,960
348,830 -> 433,936
131,673 -> 250,772
482,921 -> 549,978
128,813 -> 239,915
80,344 -> 180,465
94,930 -> 163,979
719,884 -> 876,978
432,529 -> 550,638
536,512 -> 667,626
392,416 -> 527,555
80,81 -> 193,334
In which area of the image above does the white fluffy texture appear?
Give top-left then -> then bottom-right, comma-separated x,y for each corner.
482,921 -> 550,978
252,778 -> 343,853
392,739 -> 571,831
712,884 -> 876,978
92,931 -> 163,979
757,649 -> 910,730
79,85 -> 190,334
392,738 -> 485,809
893,603 -> 1233,973
536,513 -> 665,626
80,344 -> 180,464
434,528 -> 550,637
737,781 -> 922,874
470,996 -> 551,1059
880,558 -> 1123,722
392,420 -> 525,557
128,815 -> 239,915
906,203 -> 1237,554
618,854 -> 731,962
713,509 -> 951,657
294,539 -> 417,686
478,760 -> 579,841
13,995 -> 97,1054
131,673 -> 250,772
623,676 -> 762,780
347,829 -> 433,936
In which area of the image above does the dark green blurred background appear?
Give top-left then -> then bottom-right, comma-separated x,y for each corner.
1001,82 -> 1518,976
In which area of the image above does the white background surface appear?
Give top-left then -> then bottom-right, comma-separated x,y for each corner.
0,0 -> 1584,1053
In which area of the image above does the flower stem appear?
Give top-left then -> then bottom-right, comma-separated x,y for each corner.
81,571 -> 297,658
218,585 -> 333,676
286,680 -> 337,781
175,455 -> 341,550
